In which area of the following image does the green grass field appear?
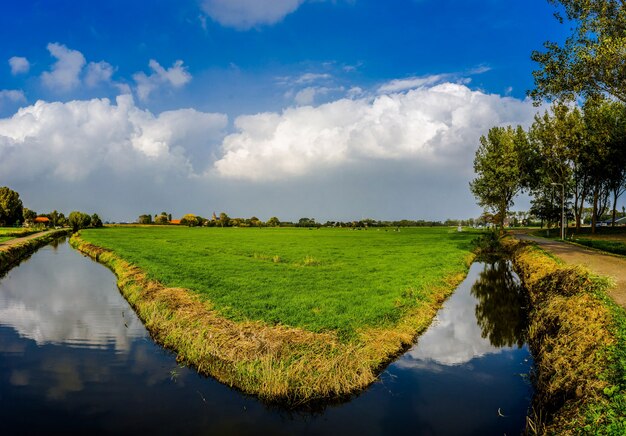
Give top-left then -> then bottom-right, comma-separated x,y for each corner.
80,226 -> 478,335
0,227 -> 40,243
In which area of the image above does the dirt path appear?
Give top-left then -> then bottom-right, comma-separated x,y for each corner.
512,231 -> 626,308
0,230 -> 60,248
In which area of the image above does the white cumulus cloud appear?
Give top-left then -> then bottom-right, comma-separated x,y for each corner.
200,0 -> 305,30
85,61 -> 116,87
378,74 -> 455,93
133,60 -> 192,101
0,90 -> 26,104
214,83 -> 538,181
41,43 -> 86,92
0,95 -> 226,183
8,56 -> 30,75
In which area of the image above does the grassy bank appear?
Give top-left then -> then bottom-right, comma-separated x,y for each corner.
571,239 -> 626,257
0,229 -> 70,274
504,238 -> 626,434
72,227 -> 477,403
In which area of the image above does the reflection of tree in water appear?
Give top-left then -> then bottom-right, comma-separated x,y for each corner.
471,260 -> 528,348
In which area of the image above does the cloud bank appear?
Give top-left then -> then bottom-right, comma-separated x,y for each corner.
0,95 -> 226,183
214,83 -> 537,181
0,82 -> 538,220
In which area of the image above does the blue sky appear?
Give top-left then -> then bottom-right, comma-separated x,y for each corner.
0,0 -> 574,221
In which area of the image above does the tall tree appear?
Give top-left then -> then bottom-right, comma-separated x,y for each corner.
527,104 -> 587,230
470,126 -> 526,234
583,97 -> 615,231
0,187 -> 23,226
68,211 -> 92,232
530,0 -> 626,103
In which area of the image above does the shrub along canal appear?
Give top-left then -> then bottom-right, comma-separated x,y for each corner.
0,240 -> 532,434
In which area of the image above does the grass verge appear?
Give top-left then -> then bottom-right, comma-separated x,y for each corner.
571,239 -> 626,257
503,238 -> 626,434
70,231 -> 475,404
0,229 -> 70,275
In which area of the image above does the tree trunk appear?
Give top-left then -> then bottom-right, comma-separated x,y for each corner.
612,190 -> 618,227
592,188 -> 598,235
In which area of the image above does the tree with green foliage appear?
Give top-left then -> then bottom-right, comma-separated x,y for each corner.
297,217 -> 318,228
530,0 -> 626,103
582,97 -> 616,231
470,126 -> 526,233
526,104 -> 587,230
49,210 -> 60,227
266,216 -> 281,227
180,214 -> 199,227
155,214 -> 169,224
22,207 -> 37,225
137,214 -> 152,224
68,211 -> 92,232
0,187 -> 23,227
219,212 -> 230,227
91,213 -> 103,228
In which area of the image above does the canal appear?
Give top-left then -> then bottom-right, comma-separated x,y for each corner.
0,240 -> 532,434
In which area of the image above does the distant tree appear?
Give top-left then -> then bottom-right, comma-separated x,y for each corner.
91,213 -> 103,228
155,214 -> 169,224
57,212 -> 67,227
22,208 -> 37,225
266,216 -> 281,227
219,212 -> 230,227
297,217 -> 317,228
530,0 -> 626,104
470,126 -> 526,234
248,216 -> 261,227
68,211 -> 92,232
180,214 -> 199,227
0,187 -> 24,226
137,214 -> 152,224
49,210 -> 60,227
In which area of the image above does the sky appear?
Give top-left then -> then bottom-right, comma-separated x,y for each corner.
0,0 -> 574,222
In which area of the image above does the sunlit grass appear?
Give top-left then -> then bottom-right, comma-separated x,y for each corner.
80,226 -> 478,335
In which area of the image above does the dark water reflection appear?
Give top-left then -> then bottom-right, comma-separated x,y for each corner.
472,260 -> 528,348
0,242 -> 532,435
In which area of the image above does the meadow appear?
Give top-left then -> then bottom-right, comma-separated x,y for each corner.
0,227 -> 40,243
79,226 -> 478,336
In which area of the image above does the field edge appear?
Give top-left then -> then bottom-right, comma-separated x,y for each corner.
70,232 -> 475,404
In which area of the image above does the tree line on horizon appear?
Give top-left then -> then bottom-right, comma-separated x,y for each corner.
0,186 -> 103,232
471,0 -> 626,234
135,212 -> 475,229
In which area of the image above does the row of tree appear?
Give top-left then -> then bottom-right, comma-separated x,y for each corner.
472,0 -> 626,233
471,98 -> 626,233
136,212 -> 480,229
0,186 -> 103,231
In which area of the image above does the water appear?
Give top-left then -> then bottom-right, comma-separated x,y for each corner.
0,241 -> 532,435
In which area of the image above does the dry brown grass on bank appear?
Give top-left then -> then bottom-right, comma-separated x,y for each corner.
70,234 -> 473,404
504,238 -> 617,434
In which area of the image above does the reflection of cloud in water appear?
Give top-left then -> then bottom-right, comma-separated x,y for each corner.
0,244 -> 145,350
397,263 -> 507,368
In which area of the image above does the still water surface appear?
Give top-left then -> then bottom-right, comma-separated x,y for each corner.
0,241 -> 532,435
